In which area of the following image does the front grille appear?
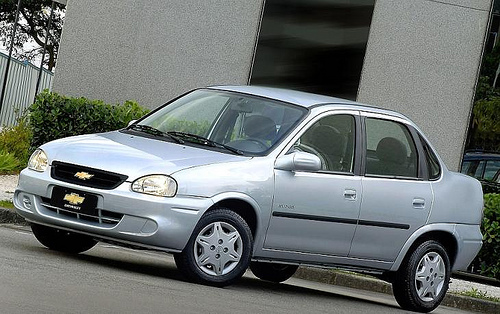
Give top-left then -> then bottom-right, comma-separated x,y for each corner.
41,197 -> 123,226
51,161 -> 128,190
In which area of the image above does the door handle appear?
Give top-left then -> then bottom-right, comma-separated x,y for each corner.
344,189 -> 357,201
412,198 -> 425,209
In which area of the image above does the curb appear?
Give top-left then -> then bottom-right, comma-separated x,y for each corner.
0,207 -> 28,225
454,271 -> 500,287
294,267 -> 499,313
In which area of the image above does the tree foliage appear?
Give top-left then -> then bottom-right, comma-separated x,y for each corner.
467,44 -> 500,151
468,96 -> 500,152
479,44 -> 500,87
0,0 -> 65,71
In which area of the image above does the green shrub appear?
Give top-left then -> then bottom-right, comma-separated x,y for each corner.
474,193 -> 500,279
28,90 -> 149,149
0,118 -> 32,170
0,150 -> 20,173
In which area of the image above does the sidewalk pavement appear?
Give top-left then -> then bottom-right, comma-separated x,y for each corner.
1,174 -> 499,312
293,268 -> 499,313
0,174 -> 17,202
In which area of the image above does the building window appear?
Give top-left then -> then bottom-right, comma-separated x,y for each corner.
250,0 -> 375,100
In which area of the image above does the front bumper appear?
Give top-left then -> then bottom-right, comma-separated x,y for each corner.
14,168 -> 213,252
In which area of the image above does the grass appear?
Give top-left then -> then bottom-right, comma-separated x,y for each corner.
456,288 -> 500,303
0,200 -> 14,209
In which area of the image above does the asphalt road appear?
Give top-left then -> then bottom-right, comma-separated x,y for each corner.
0,225 -> 474,314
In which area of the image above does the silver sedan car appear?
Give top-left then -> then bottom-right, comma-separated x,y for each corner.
15,86 -> 483,312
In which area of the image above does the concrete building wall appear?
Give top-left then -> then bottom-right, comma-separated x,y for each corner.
357,0 -> 492,170
53,0 -> 264,107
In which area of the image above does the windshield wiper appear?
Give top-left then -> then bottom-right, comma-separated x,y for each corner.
167,131 -> 243,155
129,124 -> 184,144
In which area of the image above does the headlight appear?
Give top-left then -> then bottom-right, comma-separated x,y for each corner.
28,149 -> 48,172
131,175 -> 177,197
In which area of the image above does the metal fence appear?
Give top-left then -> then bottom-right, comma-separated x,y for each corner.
0,51 -> 54,127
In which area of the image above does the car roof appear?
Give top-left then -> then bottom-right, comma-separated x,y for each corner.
209,85 -> 410,120
209,85 -> 356,107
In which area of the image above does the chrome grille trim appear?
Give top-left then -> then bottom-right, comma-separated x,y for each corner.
40,198 -> 123,226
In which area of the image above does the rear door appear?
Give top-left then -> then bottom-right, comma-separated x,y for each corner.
349,114 -> 432,262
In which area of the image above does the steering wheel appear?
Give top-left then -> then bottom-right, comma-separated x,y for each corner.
246,138 -> 269,150
226,139 -> 269,153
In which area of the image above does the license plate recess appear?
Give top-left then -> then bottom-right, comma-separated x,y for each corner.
50,186 -> 98,216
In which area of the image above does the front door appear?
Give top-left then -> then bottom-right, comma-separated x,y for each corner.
264,113 -> 361,257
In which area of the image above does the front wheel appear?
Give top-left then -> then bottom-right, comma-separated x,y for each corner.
31,223 -> 98,254
174,208 -> 253,287
392,240 -> 450,313
250,261 -> 298,283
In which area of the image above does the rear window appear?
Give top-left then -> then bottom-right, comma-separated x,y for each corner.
419,135 -> 441,180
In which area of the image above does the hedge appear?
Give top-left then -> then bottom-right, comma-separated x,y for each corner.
474,193 -> 500,279
29,90 -> 149,149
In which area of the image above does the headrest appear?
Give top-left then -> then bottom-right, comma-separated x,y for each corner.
244,115 -> 277,140
376,137 -> 407,165
310,125 -> 344,155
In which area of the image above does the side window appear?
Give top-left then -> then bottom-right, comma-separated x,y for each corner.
419,135 -> 441,180
467,161 -> 485,179
460,161 -> 471,174
365,118 -> 418,178
294,114 -> 355,173
484,160 -> 500,180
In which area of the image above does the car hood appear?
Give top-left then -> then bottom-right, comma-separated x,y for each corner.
42,131 -> 249,180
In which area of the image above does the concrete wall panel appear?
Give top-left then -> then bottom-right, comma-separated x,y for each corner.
53,0 -> 264,107
357,0 -> 492,170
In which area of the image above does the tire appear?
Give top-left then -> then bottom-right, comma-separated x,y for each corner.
174,208 -> 253,287
31,223 -> 98,254
392,240 -> 450,313
250,261 -> 298,283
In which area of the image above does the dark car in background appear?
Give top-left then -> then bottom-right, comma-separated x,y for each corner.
461,151 -> 500,193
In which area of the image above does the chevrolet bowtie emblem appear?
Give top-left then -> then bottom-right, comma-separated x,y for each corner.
74,172 -> 94,180
63,193 -> 85,205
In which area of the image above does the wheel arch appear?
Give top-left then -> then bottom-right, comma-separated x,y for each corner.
391,224 -> 458,272
206,193 -> 261,238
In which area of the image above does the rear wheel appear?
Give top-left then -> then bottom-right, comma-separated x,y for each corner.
392,240 -> 450,313
174,208 -> 253,287
250,261 -> 298,283
31,223 -> 97,254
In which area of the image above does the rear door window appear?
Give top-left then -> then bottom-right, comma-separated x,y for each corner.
364,118 -> 418,178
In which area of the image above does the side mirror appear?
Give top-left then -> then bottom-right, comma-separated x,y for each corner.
127,120 -> 137,127
274,152 -> 321,172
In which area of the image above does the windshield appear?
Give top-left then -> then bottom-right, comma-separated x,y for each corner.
133,89 -> 307,155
